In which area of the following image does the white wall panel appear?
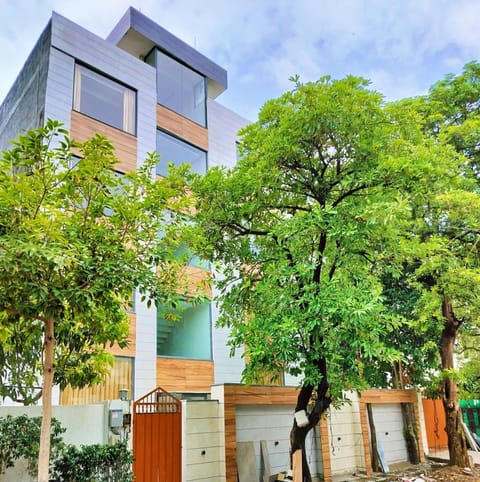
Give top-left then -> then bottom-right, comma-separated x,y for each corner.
236,405 -> 322,480
371,403 -> 408,465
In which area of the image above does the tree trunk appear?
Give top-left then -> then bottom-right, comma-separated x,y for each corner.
440,296 -> 471,468
367,403 -> 380,472
401,403 -> 420,464
38,317 -> 55,482
290,357 -> 331,482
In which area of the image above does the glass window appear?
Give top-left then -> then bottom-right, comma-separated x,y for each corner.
156,130 -> 207,176
73,64 -> 136,135
146,49 -> 206,126
157,301 -> 212,360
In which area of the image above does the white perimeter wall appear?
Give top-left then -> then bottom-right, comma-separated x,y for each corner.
0,403 -> 109,482
182,400 -> 226,482
0,403 -> 109,446
326,392 -> 365,475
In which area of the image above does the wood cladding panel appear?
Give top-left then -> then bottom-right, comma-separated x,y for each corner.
224,384 -> 299,405
60,356 -> 133,405
319,418 -> 332,479
360,389 -> 418,404
157,104 -> 208,151
156,358 -> 214,393
224,402 -> 237,482
109,313 -> 136,357
70,110 -> 137,172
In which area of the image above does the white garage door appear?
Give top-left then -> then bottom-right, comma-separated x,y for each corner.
371,403 -> 408,464
236,405 -> 323,480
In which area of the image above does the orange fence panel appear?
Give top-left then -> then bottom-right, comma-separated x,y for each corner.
133,387 -> 182,482
422,399 -> 448,451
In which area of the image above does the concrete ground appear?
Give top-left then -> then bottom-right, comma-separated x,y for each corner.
330,451 -> 480,482
427,448 -> 480,466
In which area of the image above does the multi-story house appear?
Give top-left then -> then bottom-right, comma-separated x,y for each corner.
0,9 -> 432,482
0,7 -> 251,404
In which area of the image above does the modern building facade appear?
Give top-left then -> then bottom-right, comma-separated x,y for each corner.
0,7 -> 250,404
0,11 -> 435,482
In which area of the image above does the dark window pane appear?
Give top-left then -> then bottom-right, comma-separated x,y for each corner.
156,130 -> 206,176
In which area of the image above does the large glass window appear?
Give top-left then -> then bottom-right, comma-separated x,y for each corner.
157,301 -> 212,360
146,49 -> 206,126
156,130 -> 207,176
73,64 -> 136,135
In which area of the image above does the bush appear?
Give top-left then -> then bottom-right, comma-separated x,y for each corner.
0,414 -> 65,476
0,415 -> 134,481
52,441 -> 134,482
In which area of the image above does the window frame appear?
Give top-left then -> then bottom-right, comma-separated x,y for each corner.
156,129 -> 207,177
145,48 -> 207,127
73,63 -> 137,136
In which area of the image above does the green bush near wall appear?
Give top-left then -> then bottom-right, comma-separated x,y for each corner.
52,442 -> 134,482
0,415 -> 133,481
0,414 -> 65,476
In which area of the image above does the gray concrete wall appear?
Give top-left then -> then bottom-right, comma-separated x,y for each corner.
207,99 -> 251,386
0,23 -> 51,150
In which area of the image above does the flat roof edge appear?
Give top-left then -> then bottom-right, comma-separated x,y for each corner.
107,7 -> 227,94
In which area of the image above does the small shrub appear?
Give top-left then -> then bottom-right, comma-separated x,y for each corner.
0,414 -> 65,476
0,415 -> 133,481
52,441 -> 134,482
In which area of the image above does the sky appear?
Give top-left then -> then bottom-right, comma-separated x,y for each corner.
1,0 -> 480,121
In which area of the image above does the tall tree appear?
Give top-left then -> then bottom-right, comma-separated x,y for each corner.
397,63 -> 480,467
191,77 -> 419,480
0,120 -> 193,482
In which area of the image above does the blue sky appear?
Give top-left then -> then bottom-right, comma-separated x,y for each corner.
1,0 -> 480,121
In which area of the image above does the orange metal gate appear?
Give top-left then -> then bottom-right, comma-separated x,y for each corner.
133,387 -> 182,482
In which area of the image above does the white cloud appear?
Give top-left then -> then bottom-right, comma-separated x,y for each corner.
1,0 -> 480,120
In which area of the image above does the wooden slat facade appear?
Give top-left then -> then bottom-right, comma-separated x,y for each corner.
70,110 -> 137,172
156,358 -> 214,393
157,104 -> 208,151
60,356 -> 133,405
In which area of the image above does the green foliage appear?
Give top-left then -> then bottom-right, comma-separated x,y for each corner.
457,333 -> 480,399
0,415 -> 65,476
52,441 -> 134,482
191,76 -> 425,401
0,414 -> 133,481
0,119 -> 194,403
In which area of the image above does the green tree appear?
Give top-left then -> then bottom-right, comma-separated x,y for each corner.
191,77 -> 419,480
0,120 -> 193,482
394,63 -> 480,467
457,333 -> 480,400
